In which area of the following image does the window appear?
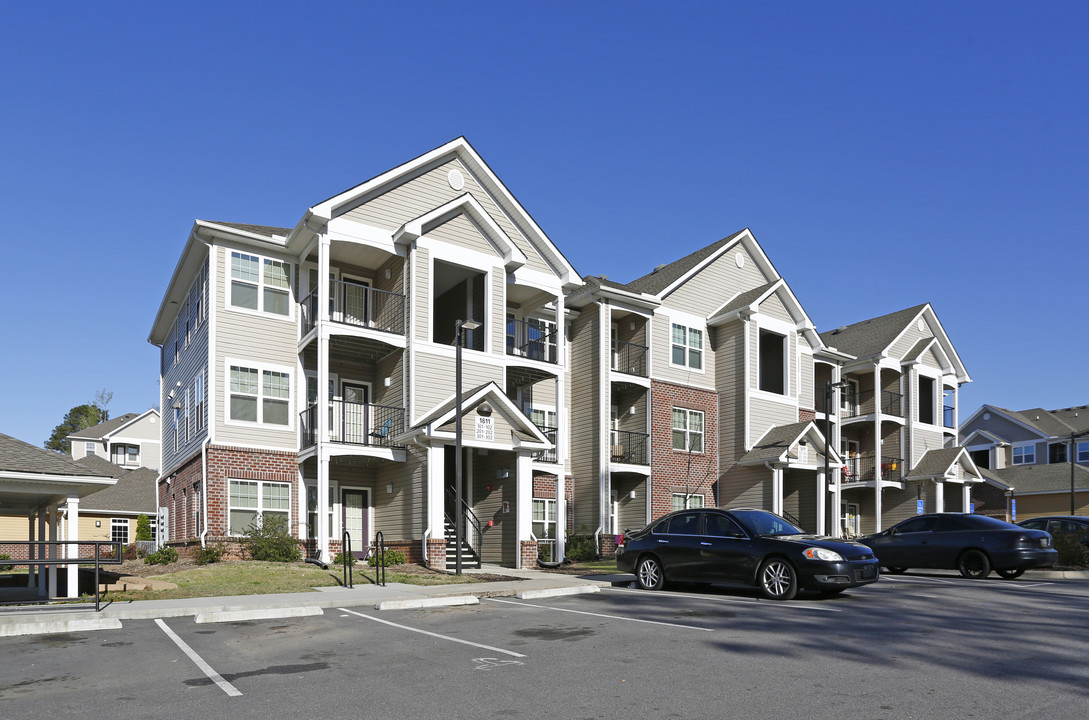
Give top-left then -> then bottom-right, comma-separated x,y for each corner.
306,483 -> 335,539
1079,442 -> 1089,463
180,296 -> 190,347
185,387 -> 191,443
666,511 -> 701,534
1013,444 -> 1036,465
84,441 -> 96,458
195,371 -> 206,430
229,364 -> 291,425
230,251 -> 291,316
111,444 -> 140,467
671,323 -> 702,370
149,517 -> 157,542
671,493 -> 705,512
918,376 -> 935,424
432,260 -> 485,350
758,329 -> 786,394
1049,443 -> 1068,464
532,498 -> 557,540
111,518 -> 129,545
672,408 -> 704,452
173,407 -> 180,452
229,479 -> 290,535
525,406 -> 557,431
705,513 -> 742,537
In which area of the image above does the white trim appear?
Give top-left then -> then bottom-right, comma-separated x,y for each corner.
225,249 -> 296,322
226,477 -> 293,538
1011,440 -> 1038,465
666,318 -> 706,374
222,358 -> 296,431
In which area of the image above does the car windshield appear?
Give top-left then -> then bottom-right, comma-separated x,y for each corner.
730,510 -> 804,536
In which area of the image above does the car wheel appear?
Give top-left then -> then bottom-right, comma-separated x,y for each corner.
635,555 -> 665,591
957,549 -> 991,579
883,566 -> 907,574
758,557 -> 798,601
995,567 -> 1025,580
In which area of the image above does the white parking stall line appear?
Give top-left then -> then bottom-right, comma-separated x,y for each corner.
603,586 -> 844,612
338,608 -> 526,658
487,597 -> 715,629
881,575 -> 956,585
155,619 -> 242,697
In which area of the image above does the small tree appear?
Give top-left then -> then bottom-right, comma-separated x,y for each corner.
135,514 -> 152,542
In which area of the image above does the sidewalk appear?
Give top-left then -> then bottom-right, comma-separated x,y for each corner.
0,566 -> 626,638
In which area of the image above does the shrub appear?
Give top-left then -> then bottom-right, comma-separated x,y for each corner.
1052,532 -> 1089,567
367,549 -> 407,567
243,515 -> 302,563
195,544 -> 225,566
0,553 -> 12,572
135,514 -> 153,542
565,534 -> 598,562
144,547 -> 179,565
123,544 -> 139,561
333,551 -> 357,566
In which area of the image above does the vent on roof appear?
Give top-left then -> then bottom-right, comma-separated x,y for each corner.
653,264 -> 667,273
598,275 -> 608,280
831,326 -> 847,334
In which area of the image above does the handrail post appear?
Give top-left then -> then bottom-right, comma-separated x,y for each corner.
342,531 -> 353,588
375,530 -> 386,587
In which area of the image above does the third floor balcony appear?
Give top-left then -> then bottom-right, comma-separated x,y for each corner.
612,340 -> 648,378
300,280 -> 406,338
842,389 -> 903,421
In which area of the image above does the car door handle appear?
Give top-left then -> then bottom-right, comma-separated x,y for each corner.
700,542 -> 712,546
658,539 -> 669,543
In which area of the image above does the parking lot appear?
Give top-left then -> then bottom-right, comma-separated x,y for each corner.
3,573 -> 1089,719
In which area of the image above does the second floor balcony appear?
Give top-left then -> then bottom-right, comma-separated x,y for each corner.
840,454 -> 904,484
301,280 -> 406,338
842,389 -> 903,420
943,405 -> 955,429
299,400 -> 406,450
506,318 -> 558,364
532,425 -> 558,464
612,340 -> 648,378
610,429 -> 649,466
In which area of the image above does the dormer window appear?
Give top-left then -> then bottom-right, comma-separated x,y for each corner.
758,329 -> 786,394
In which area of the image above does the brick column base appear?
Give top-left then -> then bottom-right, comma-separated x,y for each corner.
519,540 -> 538,569
599,534 -> 617,558
426,539 -> 447,569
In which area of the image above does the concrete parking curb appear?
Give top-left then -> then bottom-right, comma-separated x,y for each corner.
0,617 -> 123,637
516,585 -> 601,600
195,606 -> 325,624
375,595 -> 479,611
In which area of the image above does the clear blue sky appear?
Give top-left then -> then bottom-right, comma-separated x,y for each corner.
2,2 -> 1086,448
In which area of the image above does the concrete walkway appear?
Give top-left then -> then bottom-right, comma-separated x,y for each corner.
0,565 -> 624,637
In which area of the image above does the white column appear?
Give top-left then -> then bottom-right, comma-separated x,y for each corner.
47,505 -> 58,599
816,471 -> 826,535
66,496 -> 80,598
554,293 -> 566,561
27,513 -> 36,588
425,444 -> 445,553
516,452 -> 533,569
771,466 -> 783,515
873,363 -> 883,532
963,482 -> 972,513
935,481 -> 945,512
598,301 -> 611,533
317,236 -> 331,562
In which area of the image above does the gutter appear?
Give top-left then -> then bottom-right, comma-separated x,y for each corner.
199,437 -> 211,548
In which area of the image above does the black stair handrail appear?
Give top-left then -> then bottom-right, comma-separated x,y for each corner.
342,531 -> 353,589
374,530 -> 386,587
781,509 -> 807,532
443,487 -> 483,555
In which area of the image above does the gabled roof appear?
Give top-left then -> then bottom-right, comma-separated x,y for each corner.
207,222 -> 292,239
961,429 -> 1008,447
411,382 -> 548,446
736,422 -> 839,465
74,457 -> 157,513
624,230 -> 748,296
820,304 -> 929,358
964,403 -> 1089,440
67,409 -> 158,441
1,434 -> 115,478
983,463 -> 1089,494
707,281 -> 778,321
905,447 -> 982,482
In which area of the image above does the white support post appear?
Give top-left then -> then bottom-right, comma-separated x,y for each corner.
873,362 -> 883,532
772,466 -> 783,516
317,234 -> 331,561
47,505 -> 58,599
963,482 -> 972,513
36,510 -> 46,595
66,496 -> 80,598
816,470 -> 826,536
935,480 -> 945,513
554,292 -> 566,561
27,513 -> 36,589
516,452 -> 533,569
426,444 -> 445,552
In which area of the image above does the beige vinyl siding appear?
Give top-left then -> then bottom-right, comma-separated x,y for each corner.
162,262 -> 211,475
715,323 -> 746,466
889,317 -> 934,359
374,451 -> 423,540
717,464 -> 772,508
375,351 -> 405,410
922,345 -> 945,370
569,306 -> 601,530
213,245 -> 299,450
441,405 -> 521,447
879,486 -> 920,531
1016,491 -> 1089,518
749,396 -> 797,449
913,427 -> 946,467
799,351 -> 814,413
759,293 -> 793,323
490,265 -> 505,358
652,308 -> 716,386
412,351 -> 503,421
414,247 -> 430,343
427,213 -> 496,257
341,158 -> 553,275
665,245 -> 771,315
612,474 -> 647,531
472,449 -> 517,565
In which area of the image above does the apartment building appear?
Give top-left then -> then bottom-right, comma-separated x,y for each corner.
68,409 -> 161,471
149,138 -> 580,568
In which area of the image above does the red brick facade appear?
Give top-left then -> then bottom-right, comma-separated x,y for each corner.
519,540 -> 538,568
650,380 -> 719,522
798,408 -> 816,423
532,472 -> 575,533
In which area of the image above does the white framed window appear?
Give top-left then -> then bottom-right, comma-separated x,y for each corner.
84,441 -> 96,458
230,251 -> 292,316
180,296 -> 190,347
1079,441 -> 1089,464
671,493 -> 704,512
229,479 -> 291,536
532,498 -> 557,540
306,482 -> 336,539
672,408 -> 704,452
111,518 -> 129,545
195,371 -> 206,430
228,363 -> 292,426
173,407 -> 180,452
185,387 -> 191,443
149,517 -> 157,542
1012,443 -> 1036,465
525,405 -> 557,431
758,329 -> 787,394
1049,443 -> 1068,464
670,323 -> 703,370
111,444 -> 140,467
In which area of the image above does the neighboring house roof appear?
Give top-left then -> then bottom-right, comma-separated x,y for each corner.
0,433 -> 115,477
964,403 -> 1089,441
67,412 -> 140,441
983,463 -> 1089,494
961,429 -> 1007,446
977,469 -> 1013,492
906,447 -> 981,482
819,303 -> 929,358
75,456 -> 157,514
623,230 -> 748,296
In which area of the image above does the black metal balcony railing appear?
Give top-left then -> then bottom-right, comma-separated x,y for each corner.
842,389 -> 904,419
300,281 -> 406,337
943,405 -> 955,429
532,425 -> 558,463
506,318 -> 558,364
839,454 -> 904,484
299,401 -> 406,449
612,340 -> 648,377
610,429 -> 649,466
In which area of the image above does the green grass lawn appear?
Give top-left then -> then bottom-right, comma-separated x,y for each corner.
104,561 -> 490,602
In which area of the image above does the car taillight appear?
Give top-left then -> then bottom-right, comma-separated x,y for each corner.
617,533 -> 625,548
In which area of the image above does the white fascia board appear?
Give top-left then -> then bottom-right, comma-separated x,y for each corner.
886,304 -> 971,384
592,286 -> 660,313
394,193 -> 527,272
658,230 -> 748,300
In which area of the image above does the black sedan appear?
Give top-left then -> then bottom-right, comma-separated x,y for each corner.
615,507 -> 880,600
859,513 -> 1057,579
1017,516 -> 1089,548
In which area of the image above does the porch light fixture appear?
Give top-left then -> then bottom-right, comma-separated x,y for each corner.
478,403 -> 493,416
454,318 -> 481,576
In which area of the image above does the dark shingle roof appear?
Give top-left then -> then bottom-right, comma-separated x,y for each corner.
819,303 -> 929,358
737,422 -> 817,464
207,222 -> 293,238
984,463 -> 1089,493
711,281 -> 778,319
0,433 -> 113,477
73,459 -> 157,513
67,413 -> 139,440
906,448 -> 974,479
992,405 -> 1089,437
623,230 -> 747,296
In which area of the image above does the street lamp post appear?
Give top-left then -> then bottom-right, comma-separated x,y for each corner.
824,380 -> 849,536
454,318 -> 480,576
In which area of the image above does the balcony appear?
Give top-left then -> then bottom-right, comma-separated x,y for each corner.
842,389 -> 903,420
299,401 -> 406,450
505,318 -> 558,364
839,454 -> 904,484
612,340 -> 648,378
610,430 -> 649,466
300,280 -> 406,337
943,405 -> 955,429
532,425 -> 558,463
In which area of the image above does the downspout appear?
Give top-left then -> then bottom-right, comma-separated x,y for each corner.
411,434 -> 432,565
199,437 -> 211,548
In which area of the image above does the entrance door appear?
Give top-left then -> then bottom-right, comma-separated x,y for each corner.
341,489 -> 369,558
342,277 -> 370,326
342,382 -> 369,444
841,440 -> 861,482
841,502 -> 860,537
